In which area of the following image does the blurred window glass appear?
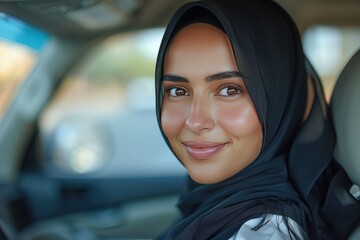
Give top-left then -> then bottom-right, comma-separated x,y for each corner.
39,28 -> 184,177
0,13 -> 49,122
303,26 -> 360,101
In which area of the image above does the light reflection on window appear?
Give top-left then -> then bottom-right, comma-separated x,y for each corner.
0,12 -> 49,123
303,26 -> 360,100
0,42 -> 36,120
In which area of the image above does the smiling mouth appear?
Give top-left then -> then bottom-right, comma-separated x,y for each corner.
183,141 -> 228,160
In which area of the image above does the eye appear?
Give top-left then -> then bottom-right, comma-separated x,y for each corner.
168,87 -> 189,97
217,85 -> 242,97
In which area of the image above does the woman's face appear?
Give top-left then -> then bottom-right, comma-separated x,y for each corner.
161,23 -> 263,184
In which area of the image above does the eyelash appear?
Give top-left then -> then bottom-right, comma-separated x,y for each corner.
166,86 -> 189,97
164,84 -> 244,98
216,84 -> 244,98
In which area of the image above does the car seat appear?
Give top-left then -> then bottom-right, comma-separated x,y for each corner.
330,48 -> 360,240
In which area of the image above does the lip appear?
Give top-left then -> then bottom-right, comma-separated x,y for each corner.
182,141 -> 228,160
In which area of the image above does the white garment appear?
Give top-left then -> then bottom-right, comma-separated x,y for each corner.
229,214 -> 303,240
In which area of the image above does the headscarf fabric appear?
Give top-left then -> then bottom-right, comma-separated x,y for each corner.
155,0 -> 335,239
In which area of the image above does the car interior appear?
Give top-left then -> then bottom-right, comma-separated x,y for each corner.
330,48 -> 360,240
0,0 -> 359,239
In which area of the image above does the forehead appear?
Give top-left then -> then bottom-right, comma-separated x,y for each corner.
164,23 -> 238,74
167,23 -> 229,51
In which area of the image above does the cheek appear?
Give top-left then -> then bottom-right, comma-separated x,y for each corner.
217,101 -> 262,136
161,102 -> 188,139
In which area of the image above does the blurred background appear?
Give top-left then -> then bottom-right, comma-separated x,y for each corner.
0,0 -> 360,239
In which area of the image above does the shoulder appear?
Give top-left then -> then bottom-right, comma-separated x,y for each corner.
228,214 -> 303,240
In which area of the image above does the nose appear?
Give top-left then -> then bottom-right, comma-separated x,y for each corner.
185,95 -> 215,134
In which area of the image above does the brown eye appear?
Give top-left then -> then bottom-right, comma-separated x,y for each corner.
169,87 -> 189,97
218,86 -> 242,97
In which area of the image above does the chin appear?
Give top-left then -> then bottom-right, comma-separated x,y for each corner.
189,171 -> 228,185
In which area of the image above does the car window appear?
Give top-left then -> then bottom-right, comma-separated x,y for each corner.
0,13 -> 49,123
303,26 -> 360,101
38,28 -> 185,177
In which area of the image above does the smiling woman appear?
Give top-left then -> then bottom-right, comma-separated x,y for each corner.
155,0 -> 337,239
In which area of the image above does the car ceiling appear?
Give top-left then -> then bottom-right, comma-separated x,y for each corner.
1,0 -> 360,40
0,0 -> 192,39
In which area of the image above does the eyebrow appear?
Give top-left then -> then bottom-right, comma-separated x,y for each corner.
205,71 -> 244,82
163,71 -> 244,83
163,74 -> 188,82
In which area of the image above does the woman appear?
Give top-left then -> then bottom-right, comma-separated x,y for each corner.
155,0 -> 335,239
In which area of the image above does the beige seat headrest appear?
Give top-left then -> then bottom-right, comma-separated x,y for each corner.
331,48 -> 360,186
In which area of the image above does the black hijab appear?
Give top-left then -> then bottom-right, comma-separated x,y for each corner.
155,0 -> 335,239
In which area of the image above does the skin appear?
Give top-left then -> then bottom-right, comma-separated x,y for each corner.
161,23 -> 263,184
